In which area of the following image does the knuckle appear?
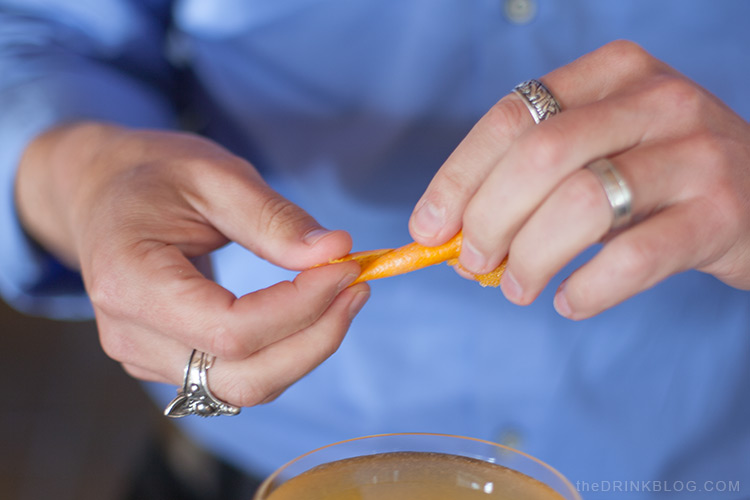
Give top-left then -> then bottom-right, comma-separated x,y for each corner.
435,166 -> 473,199
316,325 -> 348,360
523,124 -> 568,171
567,170 -> 609,214
98,329 -> 134,364
602,40 -> 655,73
86,273 -> 121,317
613,238 -> 656,281
182,153 -> 222,174
182,155 -> 251,192
462,206 -> 500,251
179,157 -> 218,190
485,96 -> 529,136
178,157 -> 236,208
85,243 -> 157,319
649,76 -> 705,120
257,195 -> 309,236
287,279 -> 331,328
689,133 -> 730,175
222,375 -> 272,408
682,133 -> 739,206
209,325 -> 250,360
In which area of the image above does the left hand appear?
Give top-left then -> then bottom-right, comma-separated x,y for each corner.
409,40 -> 750,319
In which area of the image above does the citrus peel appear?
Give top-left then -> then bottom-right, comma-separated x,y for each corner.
328,231 -> 506,287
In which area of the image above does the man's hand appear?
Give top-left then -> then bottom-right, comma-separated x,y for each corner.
16,122 -> 370,406
410,40 -> 750,319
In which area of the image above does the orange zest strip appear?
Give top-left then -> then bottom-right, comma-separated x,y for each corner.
330,231 -> 507,287
328,248 -> 394,270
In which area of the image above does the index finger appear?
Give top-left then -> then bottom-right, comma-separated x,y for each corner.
408,40 -> 669,247
88,240 -> 361,361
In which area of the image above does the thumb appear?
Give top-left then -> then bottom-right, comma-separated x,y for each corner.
193,165 -> 352,270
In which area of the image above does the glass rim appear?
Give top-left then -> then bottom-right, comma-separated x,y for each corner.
255,432 -> 581,499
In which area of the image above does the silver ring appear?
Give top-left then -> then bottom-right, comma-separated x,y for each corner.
586,158 -> 633,230
513,79 -> 562,123
164,350 -> 241,418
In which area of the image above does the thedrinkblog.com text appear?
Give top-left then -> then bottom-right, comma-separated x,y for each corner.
575,480 -> 740,495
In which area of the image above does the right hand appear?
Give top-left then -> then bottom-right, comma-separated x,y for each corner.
15,122 -> 370,407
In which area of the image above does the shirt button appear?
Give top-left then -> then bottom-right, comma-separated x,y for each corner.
503,0 -> 537,25
495,427 -> 524,450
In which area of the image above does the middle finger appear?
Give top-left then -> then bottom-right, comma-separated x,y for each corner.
459,88 -> 669,275
503,138 -> 701,304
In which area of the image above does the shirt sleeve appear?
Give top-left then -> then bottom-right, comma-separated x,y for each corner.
0,0 -> 177,319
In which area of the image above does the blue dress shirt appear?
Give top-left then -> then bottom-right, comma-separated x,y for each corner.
1,1 -> 748,498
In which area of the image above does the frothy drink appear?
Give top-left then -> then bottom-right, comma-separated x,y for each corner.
265,451 -> 565,500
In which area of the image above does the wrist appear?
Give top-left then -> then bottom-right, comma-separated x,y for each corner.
14,121 -> 128,268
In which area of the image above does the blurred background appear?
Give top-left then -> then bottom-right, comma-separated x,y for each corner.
1,298 -> 167,499
1,298 -> 256,500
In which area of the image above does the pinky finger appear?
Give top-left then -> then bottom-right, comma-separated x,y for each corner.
554,201 -> 722,319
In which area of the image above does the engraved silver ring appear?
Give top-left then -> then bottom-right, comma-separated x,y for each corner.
513,79 -> 562,123
164,350 -> 241,418
586,158 -> 633,231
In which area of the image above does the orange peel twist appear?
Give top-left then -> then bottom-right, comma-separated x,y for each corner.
328,231 -> 506,287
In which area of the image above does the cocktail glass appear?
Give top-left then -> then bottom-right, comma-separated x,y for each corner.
253,432 -> 581,500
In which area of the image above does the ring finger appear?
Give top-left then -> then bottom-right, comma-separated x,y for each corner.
502,140 -> 695,305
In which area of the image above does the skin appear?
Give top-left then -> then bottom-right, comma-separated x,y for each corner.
410,40 -> 750,320
15,40 -> 750,407
15,123 -> 370,407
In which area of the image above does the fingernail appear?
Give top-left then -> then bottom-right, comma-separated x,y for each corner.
338,272 -> 359,292
460,239 -> 488,274
303,228 -> 333,246
501,270 -> 523,303
451,262 -> 476,281
348,290 -> 370,319
411,200 -> 446,239
553,285 -> 572,318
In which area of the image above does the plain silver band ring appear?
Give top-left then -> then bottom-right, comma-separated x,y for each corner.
513,79 -> 562,124
163,350 -> 241,418
586,158 -> 633,230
